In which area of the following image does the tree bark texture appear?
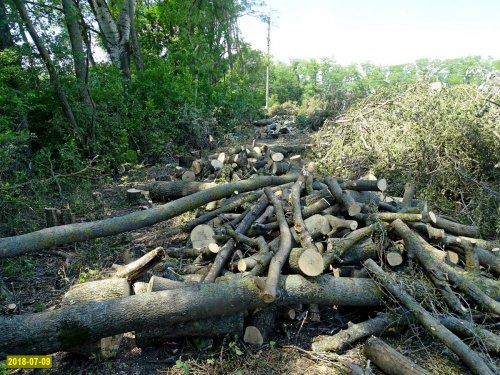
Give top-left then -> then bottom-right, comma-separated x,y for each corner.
0,275 -> 382,356
12,0 -> 78,130
0,174 -> 298,258
363,336 -> 431,375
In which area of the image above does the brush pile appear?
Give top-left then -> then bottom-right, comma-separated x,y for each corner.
0,143 -> 498,374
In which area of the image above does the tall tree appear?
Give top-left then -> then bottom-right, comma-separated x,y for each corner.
88,0 -> 135,78
12,0 -> 78,131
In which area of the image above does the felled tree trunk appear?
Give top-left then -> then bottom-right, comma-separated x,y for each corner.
0,174 -> 298,258
0,275 -> 382,356
135,312 -> 245,348
61,278 -> 131,358
363,336 -> 431,375
150,181 -> 217,200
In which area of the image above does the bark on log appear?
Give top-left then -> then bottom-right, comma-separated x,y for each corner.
0,174 -> 298,258
114,247 -> 165,282
0,275 -> 383,356
136,312 -> 245,348
339,238 -> 378,265
323,226 -> 376,269
364,259 -> 495,375
150,180 -> 217,201
62,278 -> 131,358
288,247 -> 324,276
340,179 -> 387,192
262,187 -> 293,302
432,215 -> 480,238
402,182 -> 416,207
325,215 -> 358,236
325,177 -> 362,216
312,312 -> 398,352
204,193 -> 271,282
44,208 -> 59,228
391,220 -> 500,316
147,276 -> 189,292
364,336 -> 431,375
271,161 -> 290,175
243,307 -> 277,345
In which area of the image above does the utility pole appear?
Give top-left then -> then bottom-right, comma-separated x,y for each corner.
265,15 -> 270,110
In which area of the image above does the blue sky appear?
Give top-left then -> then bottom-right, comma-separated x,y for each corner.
238,0 -> 500,65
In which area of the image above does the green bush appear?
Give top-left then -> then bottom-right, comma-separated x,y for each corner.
313,83 -> 500,238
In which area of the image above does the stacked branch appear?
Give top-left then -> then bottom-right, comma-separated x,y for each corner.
1,145 -> 498,375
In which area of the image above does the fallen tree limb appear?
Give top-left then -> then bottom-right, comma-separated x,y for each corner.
262,187 -> 293,302
0,275 -> 382,356
114,247 -> 165,282
0,174 -> 298,258
325,176 -> 362,216
149,180 -> 217,201
391,219 -> 500,316
203,193 -> 270,282
312,312 -> 399,352
364,258 -> 495,375
363,336 -> 431,375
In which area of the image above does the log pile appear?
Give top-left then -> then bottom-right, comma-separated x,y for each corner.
0,147 -> 499,374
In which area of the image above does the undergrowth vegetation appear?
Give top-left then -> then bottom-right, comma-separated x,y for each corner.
313,83 -> 500,238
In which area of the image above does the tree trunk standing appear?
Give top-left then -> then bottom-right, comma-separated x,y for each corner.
88,0 -> 132,78
12,0 -> 79,131
128,0 -> 144,71
61,0 -> 96,147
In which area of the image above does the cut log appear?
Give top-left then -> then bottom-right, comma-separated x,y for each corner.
136,312 -> 245,348
445,250 -> 460,265
402,182 -> 416,207
364,259 -> 495,375
150,180 -> 217,201
309,303 -> 321,322
211,159 -> 224,171
126,189 -> 144,205
432,215 -> 480,238
312,312 -> 398,352
340,237 -> 378,265
181,170 -> 196,182
243,307 -> 277,345
147,276 -> 190,292
304,214 -> 330,236
289,155 -> 303,172
61,278 -> 131,359
132,282 -> 148,295
271,152 -> 285,162
386,251 -> 404,267
323,225 -> 377,269
325,177 -> 362,216
340,178 -> 387,192
271,161 -> 289,175
61,209 -> 75,225
288,247 -> 324,276
364,336 -> 431,375
114,247 -> 165,282
203,193 -> 271,282
44,208 -> 59,228
391,220 -> 500,315
190,225 -> 216,250
0,275 -> 383,356
325,215 -> 358,236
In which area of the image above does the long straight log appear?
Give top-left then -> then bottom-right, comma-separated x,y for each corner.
0,275 -> 382,356
0,174 -> 298,258
364,336 -> 431,375
364,259 -> 495,375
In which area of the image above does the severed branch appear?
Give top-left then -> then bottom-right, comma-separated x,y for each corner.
262,187 -> 292,303
364,258 -> 495,375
